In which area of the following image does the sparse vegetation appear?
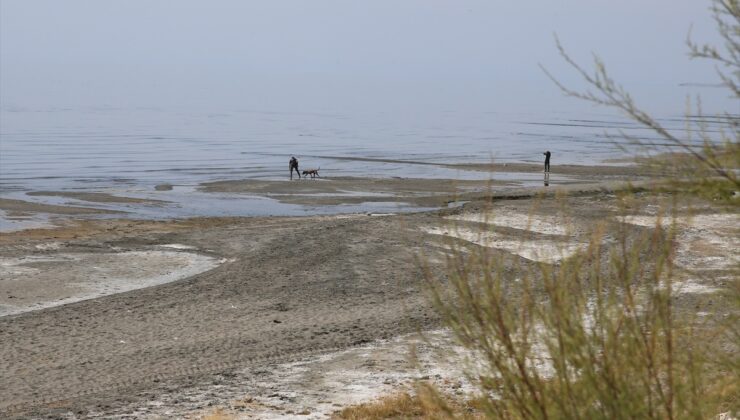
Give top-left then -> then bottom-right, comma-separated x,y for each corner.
334,392 -> 427,419
421,196 -> 738,418
542,0 -> 739,201
200,407 -> 234,420
416,0 -> 739,418
333,389 -> 484,420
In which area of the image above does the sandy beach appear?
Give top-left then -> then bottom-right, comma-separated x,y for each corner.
3,0 -> 738,416
1,162 -> 736,418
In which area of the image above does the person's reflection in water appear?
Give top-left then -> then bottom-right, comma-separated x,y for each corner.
544,172 -> 550,187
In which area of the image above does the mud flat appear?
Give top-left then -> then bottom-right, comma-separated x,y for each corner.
1,162 -> 649,229
0,175 -> 736,418
26,191 -> 169,205
197,170 -> 645,209
0,198 -> 124,216
199,176 -> 513,207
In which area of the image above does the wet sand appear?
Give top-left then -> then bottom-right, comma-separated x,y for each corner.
0,198 -> 125,216
0,160 -> 653,229
0,166 -> 735,418
26,191 -> 170,205
199,176 -> 513,207
198,161 -> 653,208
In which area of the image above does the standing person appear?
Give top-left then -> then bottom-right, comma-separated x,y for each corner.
543,150 -> 551,173
289,156 -> 300,180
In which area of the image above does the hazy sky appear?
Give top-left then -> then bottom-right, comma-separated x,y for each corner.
1,1 -> 735,116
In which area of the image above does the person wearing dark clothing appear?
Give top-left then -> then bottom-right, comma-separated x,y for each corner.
289,156 -> 300,180
543,151 -> 551,173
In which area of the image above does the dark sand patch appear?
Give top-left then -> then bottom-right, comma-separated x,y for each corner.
27,191 -> 169,205
199,160 -> 656,208
200,176 -> 513,207
200,176 -> 650,208
201,176 -> 506,195
0,217 -> 238,244
0,198 -> 125,215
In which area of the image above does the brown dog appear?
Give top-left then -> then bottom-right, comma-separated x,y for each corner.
301,167 -> 320,179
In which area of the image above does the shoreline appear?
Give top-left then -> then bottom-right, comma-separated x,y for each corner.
1,165 -> 734,418
0,160 -> 653,233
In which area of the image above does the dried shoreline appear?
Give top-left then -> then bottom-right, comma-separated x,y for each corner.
0,167 -> 735,418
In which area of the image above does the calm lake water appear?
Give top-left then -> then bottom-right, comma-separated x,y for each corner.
1,107 -> 674,190
0,107 -> 688,227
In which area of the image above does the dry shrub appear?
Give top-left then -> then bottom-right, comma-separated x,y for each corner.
333,387 -> 484,420
200,407 -> 235,420
334,392 -> 424,419
542,0 -> 739,204
421,193 -> 738,419
418,1 -> 739,417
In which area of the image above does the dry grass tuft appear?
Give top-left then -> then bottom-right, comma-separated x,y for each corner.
334,392 -> 423,419
200,407 -> 235,420
333,388 -> 484,420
